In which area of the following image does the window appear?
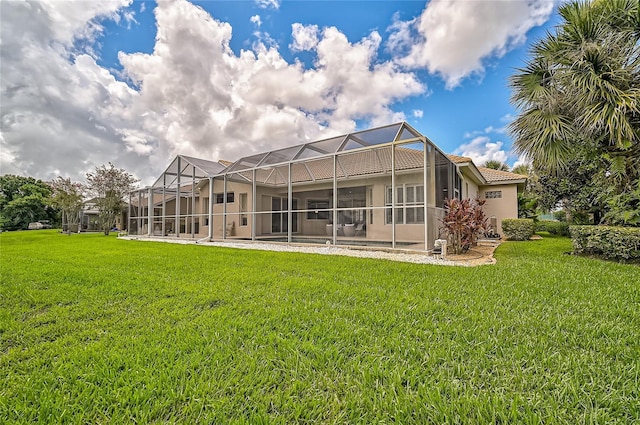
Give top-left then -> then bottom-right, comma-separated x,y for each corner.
369,188 -> 373,225
306,200 -> 330,220
239,193 -> 248,226
203,197 -> 209,226
271,197 -> 298,233
215,192 -> 234,204
435,151 -> 451,208
385,184 -> 425,224
202,197 -> 209,213
484,190 -> 502,199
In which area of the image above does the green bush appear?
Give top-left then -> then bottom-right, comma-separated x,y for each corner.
570,225 -> 640,262
553,210 -> 567,222
536,220 -> 570,236
502,218 -> 535,241
570,211 -> 592,225
535,220 -> 552,232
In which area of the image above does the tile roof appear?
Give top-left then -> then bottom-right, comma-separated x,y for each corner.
447,154 -> 527,183
447,154 -> 473,164
478,167 -> 527,182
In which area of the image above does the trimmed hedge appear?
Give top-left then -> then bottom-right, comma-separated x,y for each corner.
536,220 -> 570,236
502,218 -> 535,241
569,225 -> 640,262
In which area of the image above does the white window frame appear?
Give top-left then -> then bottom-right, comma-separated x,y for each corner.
385,184 -> 425,225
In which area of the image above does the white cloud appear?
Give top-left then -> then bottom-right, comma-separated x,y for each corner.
463,125 -> 506,139
0,0 -> 147,182
122,9 -> 137,27
454,136 -> 509,166
250,15 -> 262,27
412,109 -> 423,118
1,0 -> 426,185
290,23 -> 319,52
512,154 -> 531,170
500,113 -> 516,123
255,0 -> 280,10
389,0 -> 554,89
385,12 -> 415,55
119,1 -> 424,163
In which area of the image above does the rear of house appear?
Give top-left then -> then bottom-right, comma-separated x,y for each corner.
128,122 -> 526,252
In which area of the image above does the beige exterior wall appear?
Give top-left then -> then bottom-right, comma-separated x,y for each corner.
479,184 -> 519,235
463,179 -> 480,200
208,179 -> 254,239
176,170 -> 439,247
138,172 -> 518,247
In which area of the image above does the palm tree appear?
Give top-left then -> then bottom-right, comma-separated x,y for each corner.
509,0 -> 639,175
481,160 -> 510,171
510,164 -> 531,176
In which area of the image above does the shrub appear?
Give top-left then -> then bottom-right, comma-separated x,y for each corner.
536,220 -> 570,236
569,225 -> 640,262
502,218 -> 535,241
440,198 -> 488,254
535,220 -> 552,232
553,210 -> 567,222
570,211 -> 592,225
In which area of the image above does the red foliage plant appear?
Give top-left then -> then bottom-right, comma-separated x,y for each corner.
440,198 -> 488,254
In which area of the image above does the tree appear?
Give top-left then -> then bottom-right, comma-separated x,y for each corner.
510,164 -> 531,177
85,163 -> 137,235
440,198 -> 488,254
481,160 -> 510,171
533,151 -> 605,223
50,177 -> 85,235
509,0 -> 639,225
0,175 -> 56,231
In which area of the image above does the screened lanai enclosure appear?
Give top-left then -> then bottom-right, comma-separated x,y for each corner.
128,122 -> 460,251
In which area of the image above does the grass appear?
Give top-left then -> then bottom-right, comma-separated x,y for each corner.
1,230 -> 638,424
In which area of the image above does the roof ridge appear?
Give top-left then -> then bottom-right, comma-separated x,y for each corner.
478,166 -> 527,178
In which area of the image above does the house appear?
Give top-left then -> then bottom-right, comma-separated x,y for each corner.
448,155 -> 526,236
61,198 -> 128,232
128,122 -> 526,252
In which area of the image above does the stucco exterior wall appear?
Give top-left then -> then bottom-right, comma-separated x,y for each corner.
479,184 -> 519,236
463,179 -> 479,200
179,170 -> 440,248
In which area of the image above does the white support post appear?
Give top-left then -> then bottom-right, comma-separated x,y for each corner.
176,157 -> 181,238
191,166 -> 196,238
251,170 -> 256,241
423,138 -> 428,251
222,174 -> 227,240
208,177 -> 213,240
391,142 -> 396,249
138,190 -> 142,236
162,173 -> 166,237
287,163 -> 292,243
147,187 -> 152,236
332,154 -> 337,246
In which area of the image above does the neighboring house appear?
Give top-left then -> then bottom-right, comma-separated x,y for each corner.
62,198 -> 128,232
128,122 -> 526,252
80,198 -> 101,232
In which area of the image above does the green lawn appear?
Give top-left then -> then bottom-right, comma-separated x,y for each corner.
1,231 -> 638,424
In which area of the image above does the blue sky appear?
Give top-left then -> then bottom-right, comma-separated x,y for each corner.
0,0 -> 559,185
